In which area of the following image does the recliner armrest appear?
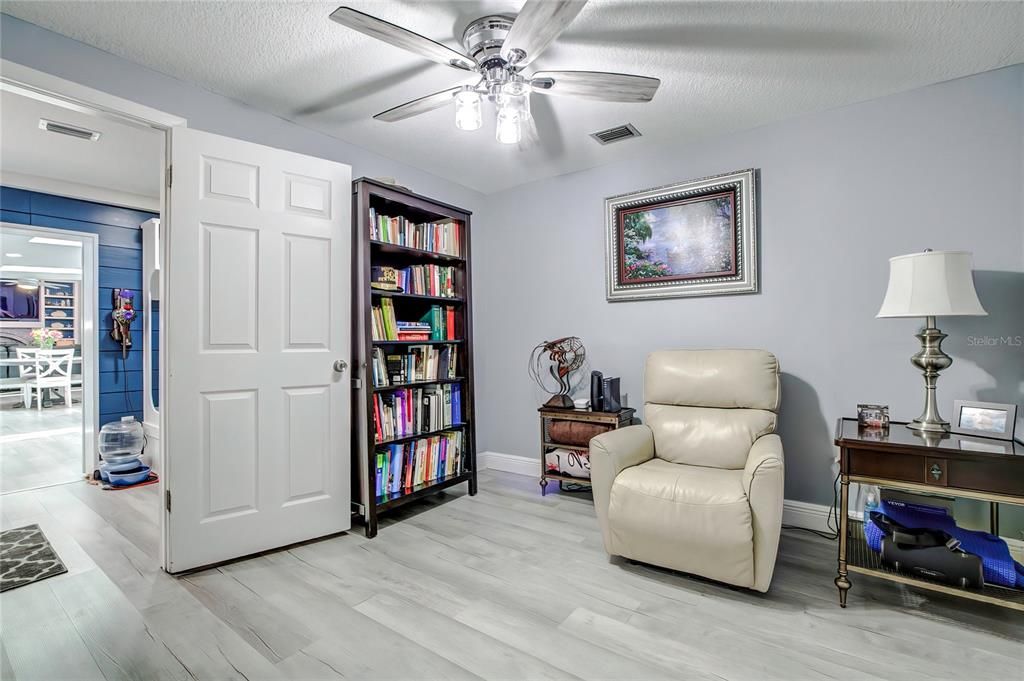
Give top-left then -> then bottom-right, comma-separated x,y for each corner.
742,434 -> 784,592
589,424 -> 655,553
742,433 -> 783,495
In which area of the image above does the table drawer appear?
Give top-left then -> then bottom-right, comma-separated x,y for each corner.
847,449 -> 1024,497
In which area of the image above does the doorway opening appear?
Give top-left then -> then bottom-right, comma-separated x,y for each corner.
0,78 -> 164,498
0,224 -> 96,492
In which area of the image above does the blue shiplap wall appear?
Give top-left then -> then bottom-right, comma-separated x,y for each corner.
1,186 -> 157,426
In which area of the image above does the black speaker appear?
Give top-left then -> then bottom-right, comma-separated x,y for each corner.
590,371 -> 604,411
601,377 -> 621,412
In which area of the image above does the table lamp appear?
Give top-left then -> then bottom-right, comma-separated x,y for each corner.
876,250 -> 987,432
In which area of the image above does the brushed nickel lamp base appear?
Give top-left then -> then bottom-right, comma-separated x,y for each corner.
907,316 -> 952,433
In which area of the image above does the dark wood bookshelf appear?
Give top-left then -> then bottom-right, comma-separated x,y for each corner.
352,177 -> 477,538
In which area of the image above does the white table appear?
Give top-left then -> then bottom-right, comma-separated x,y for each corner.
0,356 -> 83,408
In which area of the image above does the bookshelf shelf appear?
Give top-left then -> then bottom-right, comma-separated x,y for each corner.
371,290 -> 465,303
376,471 -> 474,510
372,339 -> 464,346
376,424 -> 467,447
353,177 -> 477,538
374,377 -> 465,392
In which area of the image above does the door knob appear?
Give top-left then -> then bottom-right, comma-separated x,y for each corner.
333,360 -> 348,373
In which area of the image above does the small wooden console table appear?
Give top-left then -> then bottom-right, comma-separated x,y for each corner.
538,406 -> 635,495
834,417 -> 1024,611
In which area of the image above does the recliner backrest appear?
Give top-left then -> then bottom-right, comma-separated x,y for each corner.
644,349 -> 780,469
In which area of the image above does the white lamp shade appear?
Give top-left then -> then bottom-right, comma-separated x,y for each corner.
876,250 -> 987,318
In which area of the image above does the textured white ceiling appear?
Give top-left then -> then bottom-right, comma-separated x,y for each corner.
3,1 -> 1022,194
0,90 -> 162,199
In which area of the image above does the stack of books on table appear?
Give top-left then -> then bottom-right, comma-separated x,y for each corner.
375,431 -> 465,497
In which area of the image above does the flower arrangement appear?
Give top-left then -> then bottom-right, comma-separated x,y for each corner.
31,328 -> 63,349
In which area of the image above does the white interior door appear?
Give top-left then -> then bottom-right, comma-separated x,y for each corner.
164,127 -> 351,572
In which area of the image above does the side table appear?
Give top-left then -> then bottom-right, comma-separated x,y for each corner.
834,417 -> 1024,612
538,406 -> 635,495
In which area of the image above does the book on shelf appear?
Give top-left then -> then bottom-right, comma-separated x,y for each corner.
373,384 -> 462,443
371,345 -> 458,388
395,320 -> 430,341
375,430 -> 464,497
372,301 -> 458,343
371,298 -> 399,341
370,266 -> 402,292
391,264 -> 457,298
418,305 -> 458,341
368,206 -> 461,256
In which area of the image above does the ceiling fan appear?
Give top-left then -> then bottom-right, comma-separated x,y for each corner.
329,1 -> 660,145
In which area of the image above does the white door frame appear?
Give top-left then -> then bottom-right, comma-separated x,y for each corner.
0,222 -> 98,479
1,61 -> 185,570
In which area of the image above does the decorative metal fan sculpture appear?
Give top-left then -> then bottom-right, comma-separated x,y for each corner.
329,1 -> 660,145
529,336 -> 587,409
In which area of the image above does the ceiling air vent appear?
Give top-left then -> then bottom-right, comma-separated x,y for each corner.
38,118 -> 101,141
591,123 -> 641,145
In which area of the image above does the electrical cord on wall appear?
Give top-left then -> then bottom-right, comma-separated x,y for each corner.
782,469 -> 841,541
122,353 -> 134,414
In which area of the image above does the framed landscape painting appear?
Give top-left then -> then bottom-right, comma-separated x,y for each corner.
605,169 -> 759,301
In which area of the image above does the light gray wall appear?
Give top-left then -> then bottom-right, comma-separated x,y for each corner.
0,14 -> 483,212
474,65 -> 1024,517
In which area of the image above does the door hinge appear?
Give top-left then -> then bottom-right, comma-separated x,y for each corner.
166,165 -> 173,188
351,377 -> 362,390
165,489 -> 171,513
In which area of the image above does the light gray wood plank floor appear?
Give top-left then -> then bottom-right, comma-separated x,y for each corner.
1,470 -> 1021,681
0,402 -> 83,493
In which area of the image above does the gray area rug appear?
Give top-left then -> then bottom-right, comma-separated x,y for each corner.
0,524 -> 68,592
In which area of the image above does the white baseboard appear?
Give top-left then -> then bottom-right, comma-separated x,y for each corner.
781,499 -> 837,534
479,451 -> 538,477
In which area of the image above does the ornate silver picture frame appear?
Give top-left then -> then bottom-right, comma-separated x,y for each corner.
605,169 -> 759,301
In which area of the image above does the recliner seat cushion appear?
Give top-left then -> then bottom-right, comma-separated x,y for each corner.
645,404 -> 776,469
607,459 -> 755,588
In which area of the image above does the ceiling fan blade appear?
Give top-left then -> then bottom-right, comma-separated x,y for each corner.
330,6 -> 476,72
373,87 -> 462,123
500,0 -> 588,67
530,71 -> 660,102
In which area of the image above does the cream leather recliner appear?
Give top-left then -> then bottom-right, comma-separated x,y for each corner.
589,349 -> 784,592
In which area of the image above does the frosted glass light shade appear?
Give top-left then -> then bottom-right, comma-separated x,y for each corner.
454,88 -> 481,131
495,108 -> 521,144
876,250 -> 987,318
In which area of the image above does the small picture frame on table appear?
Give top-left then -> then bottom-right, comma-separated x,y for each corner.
951,400 -> 1017,441
857,404 -> 889,429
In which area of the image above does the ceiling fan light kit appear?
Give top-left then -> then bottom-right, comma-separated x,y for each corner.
454,86 -> 482,131
329,1 -> 660,147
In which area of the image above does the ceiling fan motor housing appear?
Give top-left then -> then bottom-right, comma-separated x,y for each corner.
462,15 -> 516,68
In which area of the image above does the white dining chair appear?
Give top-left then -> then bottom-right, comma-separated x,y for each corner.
14,347 -> 39,409
19,348 -> 75,410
